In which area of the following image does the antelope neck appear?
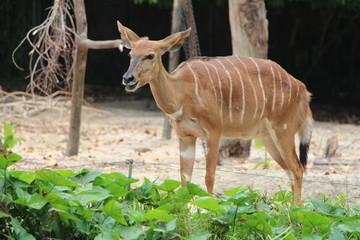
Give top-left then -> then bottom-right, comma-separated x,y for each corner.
149,65 -> 182,115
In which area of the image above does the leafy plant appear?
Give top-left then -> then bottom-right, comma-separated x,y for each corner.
253,139 -> 277,169
0,122 -> 23,154
0,128 -> 359,239
0,122 -> 23,196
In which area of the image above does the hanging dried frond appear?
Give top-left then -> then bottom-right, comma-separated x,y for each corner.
12,0 -> 76,95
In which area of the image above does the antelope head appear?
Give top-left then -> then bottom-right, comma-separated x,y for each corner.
117,21 -> 191,92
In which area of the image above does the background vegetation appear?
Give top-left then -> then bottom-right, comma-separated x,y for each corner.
1,0 -> 359,108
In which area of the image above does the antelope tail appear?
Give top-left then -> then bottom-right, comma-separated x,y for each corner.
299,108 -> 313,169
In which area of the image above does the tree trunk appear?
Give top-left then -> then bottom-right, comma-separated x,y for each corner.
219,0 -> 268,165
65,0 -> 88,156
229,0 -> 268,59
162,0 -> 181,140
65,0 -> 123,156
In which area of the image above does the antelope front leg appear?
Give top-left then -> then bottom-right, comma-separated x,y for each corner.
179,137 -> 196,185
205,135 -> 220,194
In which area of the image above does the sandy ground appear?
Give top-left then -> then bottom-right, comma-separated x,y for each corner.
2,99 -> 360,203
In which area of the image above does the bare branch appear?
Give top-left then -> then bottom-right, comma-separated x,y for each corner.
12,0 -> 76,94
79,39 -> 123,51
12,0 -> 124,95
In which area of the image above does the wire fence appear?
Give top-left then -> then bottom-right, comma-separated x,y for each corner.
20,157 -> 360,189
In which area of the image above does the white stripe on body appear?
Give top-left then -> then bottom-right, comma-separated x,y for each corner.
206,62 -> 224,119
235,56 -> 259,120
249,58 -> 267,119
268,61 -> 276,113
198,61 -> 218,113
225,57 -> 246,123
186,62 -> 204,107
293,76 -> 300,98
274,64 -> 284,109
286,71 -> 292,105
215,58 -> 234,122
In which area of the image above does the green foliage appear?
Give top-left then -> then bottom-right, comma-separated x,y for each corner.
1,165 -> 360,239
253,139 -> 277,169
0,124 -> 359,239
1,122 -> 23,154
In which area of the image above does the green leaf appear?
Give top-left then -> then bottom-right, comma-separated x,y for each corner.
9,171 -> 36,184
156,179 -> 181,192
11,217 -> 36,240
103,182 -> 129,197
303,235 -> 322,240
54,169 -> 77,177
0,154 -> 8,170
336,222 -> 360,233
166,218 -> 177,231
102,200 -> 128,225
45,192 -> 69,206
73,187 -> 111,205
6,153 -> 23,166
254,139 -> 264,148
329,226 -> 345,240
115,225 -> 146,240
226,191 -> 257,205
35,169 -> 81,187
3,122 -> 13,137
144,209 -> 175,222
191,197 -> 224,212
13,193 -> 48,210
185,232 -> 212,240
291,211 -> 331,237
0,211 -> 10,218
49,207 -> 81,221
224,187 -> 241,196
272,190 -> 294,202
175,187 -> 193,202
0,153 -> 21,170
308,197 -> 346,216
186,182 -> 211,196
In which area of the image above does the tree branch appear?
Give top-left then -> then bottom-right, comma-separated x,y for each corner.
79,39 -> 123,51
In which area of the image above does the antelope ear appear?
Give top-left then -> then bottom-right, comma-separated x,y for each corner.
160,28 -> 191,53
117,21 -> 141,49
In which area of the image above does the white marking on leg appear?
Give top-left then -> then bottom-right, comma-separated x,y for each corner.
283,123 -> 288,129
235,56 -> 259,119
216,58 -> 233,122
206,62 -> 223,119
182,173 -> 192,182
180,144 -> 195,160
264,118 -> 286,160
166,106 -> 183,121
199,61 -> 218,112
225,57 -> 245,123
186,62 -> 204,107
250,58 -> 267,119
268,61 -> 276,113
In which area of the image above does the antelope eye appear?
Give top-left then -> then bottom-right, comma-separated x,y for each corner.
145,54 -> 155,60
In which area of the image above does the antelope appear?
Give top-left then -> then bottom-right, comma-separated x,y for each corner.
117,21 -> 313,203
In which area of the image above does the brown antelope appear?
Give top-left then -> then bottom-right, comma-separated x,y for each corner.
117,21 -> 313,203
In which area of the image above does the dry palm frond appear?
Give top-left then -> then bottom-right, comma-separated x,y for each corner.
12,0 -> 76,95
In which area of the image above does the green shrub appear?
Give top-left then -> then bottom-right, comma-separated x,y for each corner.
0,122 -> 359,239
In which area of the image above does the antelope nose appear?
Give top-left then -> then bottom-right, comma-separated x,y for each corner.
122,73 -> 134,85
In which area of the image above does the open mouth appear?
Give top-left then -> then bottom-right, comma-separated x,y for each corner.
125,81 -> 139,92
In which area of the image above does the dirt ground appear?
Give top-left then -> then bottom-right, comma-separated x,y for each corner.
2,98 -> 360,203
